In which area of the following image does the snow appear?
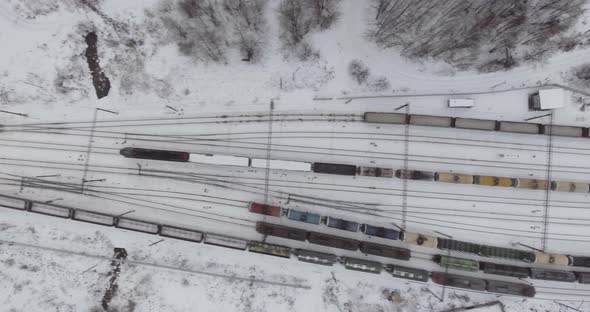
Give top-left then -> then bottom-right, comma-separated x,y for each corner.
537,88 -> 567,110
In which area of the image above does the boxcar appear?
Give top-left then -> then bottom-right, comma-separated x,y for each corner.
515,179 -> 549,190
551,181 -> 589,193
0,195 -> 28,210
577,272 -> 590,284
498,121 -> 542,135
363,112 -> 407,124
30,203 -> 72,218
73,210 -> 115,226
486,280 -> 536,297
248,202 -> 282,217
534,252 -> 570,266
385,264 -> 429,282
311,163 -> 357,176
481,262 -> 530,279
287,209 -> 322,225
255,222 -> 308,241
434,172 -> 474,184
570,256 -> 590,268
361,224 -> 400,240
325,217 -> 360,232
479,245 -> 536,263
474,176 -> 516,187
454,118 -> 496,131
119,147 -> 190,162
204,233 -> 247,250
294,249 -> 338,266
409,115 -> 453,128
358,166 -> 394,178
545,125 -> 584,137
435,255 -> 479,272
395,169 -> 435,181
360,242 -> 411,261
116,217 -> 160,234
401,231 -> 438,248
160,225 -> 204,242
344,257 -> 383,274
431,272 -> 486,291
530,268 -> 576,282
308,232 -> 360,251
248,241 -> 291,258
189,153 -> 250,167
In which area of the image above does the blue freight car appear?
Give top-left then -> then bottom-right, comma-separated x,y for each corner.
287,209 -> 322,225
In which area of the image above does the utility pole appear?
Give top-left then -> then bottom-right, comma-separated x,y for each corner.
395,103 -> 410,228
263,100 -> 275,206
541,113 -> 554,251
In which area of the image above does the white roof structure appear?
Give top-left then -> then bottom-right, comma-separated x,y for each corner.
537,88 -> 566,110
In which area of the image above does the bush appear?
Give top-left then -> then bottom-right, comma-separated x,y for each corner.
348,60 -> 370,84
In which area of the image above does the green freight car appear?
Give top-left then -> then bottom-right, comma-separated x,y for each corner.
437,238 -> 536,263
434,255 -> 479,272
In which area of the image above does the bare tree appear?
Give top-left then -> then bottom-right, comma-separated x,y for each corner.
223,0 -> 267,62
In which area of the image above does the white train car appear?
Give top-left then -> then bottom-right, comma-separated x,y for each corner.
410,115 -> 453,128
251,158 -> 312,172
0,195 -> 28,210
454,118 -> 496,131
160,225 -> 204,242
363,112 -> 407,124
204,233 -> 248,250
188,153 -> 250,167
499,121 -> 541,135
30,203 -> 72,218
73,210 -> 115,226
116,217 -> 159,234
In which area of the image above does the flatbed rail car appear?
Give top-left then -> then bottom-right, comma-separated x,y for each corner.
247,241 -> 291,258
248,202 -> 282,217
360,242 -> 411,261
311,162 -> 357,176
343,257 -> 383,274
307,232 -> 360,251
385,264 -> 429,282
361,224 -> 400,240
255,222 -> 308,241
325,217 -> 360,232
434,255 -> 479,272
120,147 -> 190,162
431,272 -> 487,291
294,249 -> 338,266
287,209 -> 322,225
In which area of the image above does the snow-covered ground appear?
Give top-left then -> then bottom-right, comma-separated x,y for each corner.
2,0 -> 590,311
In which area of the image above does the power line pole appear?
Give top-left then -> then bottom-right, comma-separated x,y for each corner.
541,113 -> 554,251
395,103 -> 410,228
263,100 -> 275,206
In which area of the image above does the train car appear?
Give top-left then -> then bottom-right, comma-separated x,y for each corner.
255,222 -> 308,241
473,176 -> 516,187
72,209 -> 115,226
479,245 -> 536,263
357,166 -> 394,178
544,125 -> 585,137
515,179 -> 550,190
251,158 -> 312,172
394,169 -> 435,181
434,255 -> 479,272
248,202 -> 282,217
530,268 -> 577,282
0,195 -> 28,210
312,162 -> 357,176
409,115 -> 453,128
363,112 -> 407,124
401,231 -> 438,248
160,225 -> 204,243
307,232 -> 360,251
385,264 -> 429,282
434,172 -> 474,184
486,280 -> 536,298
577,272 -> 590,284
360,242 -> 411,261
325,217 -> 360,232
119,147 -> 189,162
498,121 -> 542,135
248,241 -> 291,258
204,233 -> 248,250
189,153 -> 250,167
29,202 -> 72,218
361,224 -> 400,240
454,118 -> 496,131
534,252 -> 570,266
481,262 -> 530,279
551,181 -> 589,193
115,217 -> 160,234
431,272 -> 486,291
343,257 -> 383,274
294,249 -> 338,266
287,209 -> 321,225
437,238 -> 480,255
570,256 -> 590,268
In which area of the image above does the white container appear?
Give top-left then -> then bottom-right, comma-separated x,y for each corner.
448,99 -> 475,108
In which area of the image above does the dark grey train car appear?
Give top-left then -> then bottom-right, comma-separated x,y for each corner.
431,272 -> 486,291
481,262 -> 530,279
255,222 -> 308,241
394,169 -> 435,181
498,121 -> 542,135
454,117 -> 497,131
307,232 -> 360,251
577,272 -> 590,284
361,224 -> 400,240
115,217 -> 160,234
385,264 -> 429,282
120,147 -> 190,162
530,268 -> 576,282
344,257 -> 383,274
363,112 -> 407,124
0,195 -> 29,210
360,242 -> 411,261
72,209 -> 115,226
294,249 -> 338,266
409,115 -> 453,127
570,256 -> 590,268
544,125 -> 585,137
437,238 -> 480,255
486,280 -> 536,298
325,217 -> 360,232
312,162 -> 357,176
